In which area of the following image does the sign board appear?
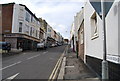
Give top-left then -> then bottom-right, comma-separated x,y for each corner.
89,0 -> 114,18
107,55 -> 120,64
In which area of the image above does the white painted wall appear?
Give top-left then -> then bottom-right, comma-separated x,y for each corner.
12,4 -> 20,33
73,9 -> 84,52
84,1 -> 103,60
12,4 -> 40,39
84,0 -> 120,64
47,24 -> 52,38
70,23 -> 75,40
106,1 -> 120,64
70,23 -> 75,49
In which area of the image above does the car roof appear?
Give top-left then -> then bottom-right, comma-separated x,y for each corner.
0,42 -> 9,44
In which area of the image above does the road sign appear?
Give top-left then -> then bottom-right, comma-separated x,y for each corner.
89,0 -> 114,18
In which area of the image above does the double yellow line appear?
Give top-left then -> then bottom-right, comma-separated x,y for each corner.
48,46 -> 67,81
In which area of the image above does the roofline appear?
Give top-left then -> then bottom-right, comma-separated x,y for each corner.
1,3 -> 40,22
19,4 -> 39,21
1,2 -> 15,5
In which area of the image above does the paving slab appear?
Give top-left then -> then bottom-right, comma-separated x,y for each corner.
63,48 -> 100,81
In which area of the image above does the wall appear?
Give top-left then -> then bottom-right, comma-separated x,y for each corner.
0,4 -> 2,81
84,1 -> 104,78
0,5 -> 2,41
84,2 -> 103,60
84,0 -> 120,79
2,3 -> 14,35
70,23 -> 75,49
5,37 -> 17,48
12,4 -> 40,39
78,21 -> 84,61
47,24 -> 52,38
106,1 -> 119,64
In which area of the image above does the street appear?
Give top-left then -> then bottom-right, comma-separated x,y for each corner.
2,45 -> 66,80
1,0 -> 119,80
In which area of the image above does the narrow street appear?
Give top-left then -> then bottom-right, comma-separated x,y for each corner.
2,45 -> 66,80
0,0 -> 120,80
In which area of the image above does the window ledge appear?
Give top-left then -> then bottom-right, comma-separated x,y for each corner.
91,34 -> 99,40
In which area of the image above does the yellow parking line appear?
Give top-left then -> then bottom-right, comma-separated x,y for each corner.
48,46 -> 67,81
52,57 -> 63,80
48,57 -> 61,81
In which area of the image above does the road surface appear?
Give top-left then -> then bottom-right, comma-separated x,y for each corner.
2,45 -> 66,80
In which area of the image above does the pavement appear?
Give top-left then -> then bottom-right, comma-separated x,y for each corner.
59,47 -> 101,81
1,49 -> 22,55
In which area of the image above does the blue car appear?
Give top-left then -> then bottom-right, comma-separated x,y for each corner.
0,42 -> 11,52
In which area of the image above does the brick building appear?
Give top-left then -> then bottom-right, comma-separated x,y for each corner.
1,3 -> 41,51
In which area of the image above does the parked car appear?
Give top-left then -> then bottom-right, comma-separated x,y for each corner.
54,43 -> 58,47
57,43 -> 62,46
51,44 -> 55,47
0,42 -> 11,52
51,43 -> 58,47
37,42 -> 46,51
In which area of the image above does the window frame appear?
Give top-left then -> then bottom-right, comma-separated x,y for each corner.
80,29 -> 84,44
25,12 -> 30,22
91,12 -> 99,40
19,22 -> 22,32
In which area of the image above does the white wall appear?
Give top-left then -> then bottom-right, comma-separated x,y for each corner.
70,23 -> 75,39
47,24 -> 51,38
84,1 -> 103,60
106,1 -> 120,64
12,4 -> 40,39
84,0 -> 120,64
12,4 -> 21,33
70,23 -> 75,49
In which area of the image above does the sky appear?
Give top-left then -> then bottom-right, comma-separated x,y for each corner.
0,0 -> 85,39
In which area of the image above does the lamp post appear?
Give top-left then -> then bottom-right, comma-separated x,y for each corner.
101,0 -> 109,79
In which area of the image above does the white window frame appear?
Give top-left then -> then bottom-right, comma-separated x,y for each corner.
25,12 -> 30,22
30,27 -> 32,36
80,29 -> 84,44
25,25 -> 29,34
19,22 -> 22,32
91,12 -> 99,40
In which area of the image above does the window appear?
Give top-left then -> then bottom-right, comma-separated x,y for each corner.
30,27 -> 32,36
80,29 -> 84,44
91,12 -> 98,39
25,12 -> 30,22
36,30 -> 38,37
48,28 -> 51,32
33,28 -> 35,34
25,25 -> 29,34
19,8 -> 24,18
19,22 -> 22,32
31,16 -> 33,22
0,10 -> 1,17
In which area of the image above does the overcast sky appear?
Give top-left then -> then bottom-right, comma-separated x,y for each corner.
0,0 -> 85,39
